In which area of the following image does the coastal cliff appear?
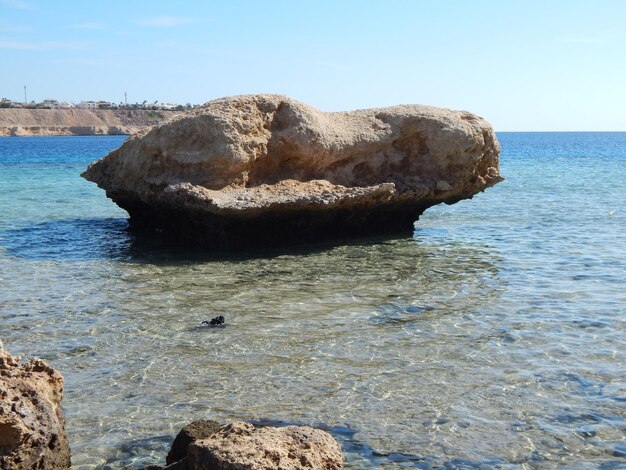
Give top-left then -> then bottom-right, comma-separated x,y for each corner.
0,109 -> 178,136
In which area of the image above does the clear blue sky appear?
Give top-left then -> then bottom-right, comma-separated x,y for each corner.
2,0 -> 625,131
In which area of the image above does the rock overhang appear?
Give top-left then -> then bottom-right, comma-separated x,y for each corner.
82,94 -> 502,248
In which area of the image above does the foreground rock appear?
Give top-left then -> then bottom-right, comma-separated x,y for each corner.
189,422 -> 343,469
0,341 -> 70,469
147,421 -> 343,470
83,94 -> 502,248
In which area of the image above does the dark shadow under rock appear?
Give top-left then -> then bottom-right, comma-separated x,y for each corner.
166,420 -> 220,465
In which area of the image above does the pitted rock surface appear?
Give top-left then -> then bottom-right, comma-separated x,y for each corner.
0,341 -> 70,469
187,421 -> 343,469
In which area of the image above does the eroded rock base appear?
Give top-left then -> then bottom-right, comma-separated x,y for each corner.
122,198 -> 435,249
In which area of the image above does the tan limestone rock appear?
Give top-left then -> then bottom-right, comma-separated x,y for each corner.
187,421 -> 343,469
82,94 -> 502,247
0,341 -> 70,469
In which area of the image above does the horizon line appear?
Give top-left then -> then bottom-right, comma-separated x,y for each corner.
496,130 -> 626,133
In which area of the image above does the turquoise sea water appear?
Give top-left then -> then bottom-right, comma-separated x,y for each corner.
0,133 -> 625,469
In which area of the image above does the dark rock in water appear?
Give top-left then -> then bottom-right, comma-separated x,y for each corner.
201,316 -> 224,327
166,419 -> 221,465
576,428 -> 597,439
406,305 -> 425,313
82,94 -> 502,249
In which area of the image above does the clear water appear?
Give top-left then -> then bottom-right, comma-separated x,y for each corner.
0,134 -> 625,469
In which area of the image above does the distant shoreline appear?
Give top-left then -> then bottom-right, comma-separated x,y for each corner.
0,129 -> 135,137
0,108 -> 178,137
0,133 -> 133,137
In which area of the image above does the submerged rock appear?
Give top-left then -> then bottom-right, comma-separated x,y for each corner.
0,341 -> 70,469
82,94 -> 502,248
187,421 -> 343,469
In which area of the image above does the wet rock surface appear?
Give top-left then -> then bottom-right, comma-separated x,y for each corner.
0,341 -> 70,469
83,94 -> 501,248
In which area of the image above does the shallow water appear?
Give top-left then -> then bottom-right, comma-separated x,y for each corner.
0,134 -> 625,468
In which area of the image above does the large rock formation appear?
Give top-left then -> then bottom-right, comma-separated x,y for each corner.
82,94 -> 501,247
187,422 -> 343,469
0,341 -> 70,469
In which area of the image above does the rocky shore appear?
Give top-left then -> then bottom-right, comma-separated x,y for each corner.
0,342 -> 344,469
83,94 -> 502,248
0,109 -> 178,136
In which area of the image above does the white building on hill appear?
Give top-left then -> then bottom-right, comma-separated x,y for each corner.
78,101 -> 97,109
